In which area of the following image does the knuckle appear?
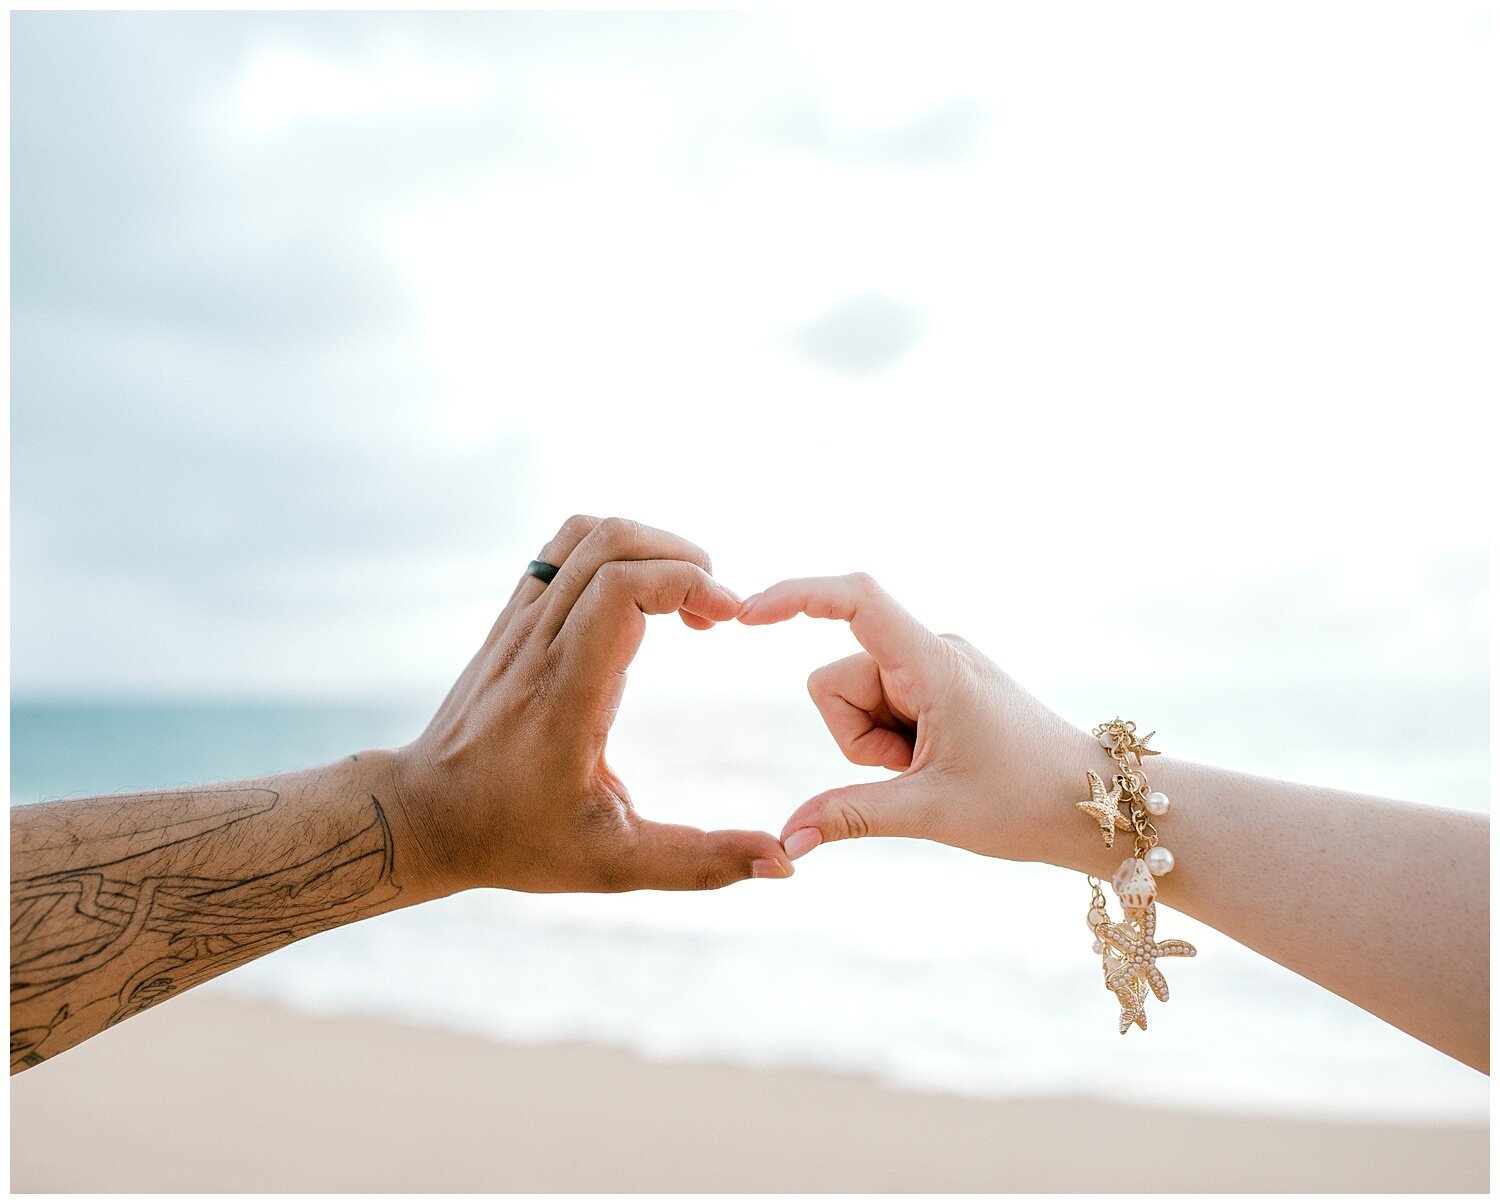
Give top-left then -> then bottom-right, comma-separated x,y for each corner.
848,571 -> 880,596
818,793 -> 869,840
939,632 -> 972,655
594,559 -> 632,595
561,513 -> 598,541
542,514 -> 598,563
679,560 -> 709,596
836,799 -> 871,840
595,515 -> 639,549
644,563 -> 689,613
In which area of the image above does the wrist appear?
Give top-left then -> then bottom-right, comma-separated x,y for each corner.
354,747 -> 469,901
1010,723 -> 1111,870
1023,728 -> 1195,884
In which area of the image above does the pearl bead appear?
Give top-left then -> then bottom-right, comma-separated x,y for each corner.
1087,907 -> 1107,930
1091,939 -> 1104,954
1145,791 -> 1171,816
1145,845 -> 1175,875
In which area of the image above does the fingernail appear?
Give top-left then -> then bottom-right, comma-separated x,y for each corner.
783,828 -> 822,861
751,858 -> 790,879
739,593 -> 762,613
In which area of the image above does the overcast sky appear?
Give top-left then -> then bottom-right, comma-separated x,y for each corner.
11,8 -> 1492,737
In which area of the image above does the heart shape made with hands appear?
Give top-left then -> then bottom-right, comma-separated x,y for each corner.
405,516 -> 973,897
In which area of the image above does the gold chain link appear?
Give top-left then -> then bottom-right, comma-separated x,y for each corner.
1086,875 -> 1109,919
1085,875 -> 1112,985
1093,717 -> 1158,860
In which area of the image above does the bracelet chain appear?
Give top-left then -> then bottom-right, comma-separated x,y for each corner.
1076,717 -> 1196,1035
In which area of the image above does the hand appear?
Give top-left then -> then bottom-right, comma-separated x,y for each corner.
387,515 -> 795,895
738,573 -> 1092,865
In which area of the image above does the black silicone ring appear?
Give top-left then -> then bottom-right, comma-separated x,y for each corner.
526,559 -> 560,585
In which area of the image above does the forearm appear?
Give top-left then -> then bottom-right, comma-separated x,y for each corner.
10,516 -> 791,1072
738,575 -> 1487,1067
1031,738 -> 1489,1071
10,749 -> 444,1072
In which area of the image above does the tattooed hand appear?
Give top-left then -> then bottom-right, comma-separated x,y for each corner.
11,515 -> 791,1073
388,515 -> 795,894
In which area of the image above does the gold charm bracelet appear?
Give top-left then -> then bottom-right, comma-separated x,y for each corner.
1075,718 -> 1196,1034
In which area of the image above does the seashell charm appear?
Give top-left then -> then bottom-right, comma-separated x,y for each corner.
1111,857 -> 1157,913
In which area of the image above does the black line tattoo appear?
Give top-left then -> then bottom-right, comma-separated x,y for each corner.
11,791 -> 399,1070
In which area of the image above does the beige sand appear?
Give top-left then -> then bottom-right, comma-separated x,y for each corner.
9,993 -> 1487,1193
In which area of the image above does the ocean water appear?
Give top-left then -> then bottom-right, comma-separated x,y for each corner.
10,690 -> 1489,1122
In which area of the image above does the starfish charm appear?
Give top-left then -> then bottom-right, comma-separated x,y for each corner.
1128,731 -> 1161,763
1100,901 -> 1197,1002
1095,718 -> 1161,764
1112,974 -> 1149,1034
1075,770 -> 1130,849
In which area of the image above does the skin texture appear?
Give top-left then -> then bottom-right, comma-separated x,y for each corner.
11,516 -> 793,1073
739,573 -> 1489,1074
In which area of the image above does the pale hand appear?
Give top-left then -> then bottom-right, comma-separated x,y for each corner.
737,573 -> 1091,863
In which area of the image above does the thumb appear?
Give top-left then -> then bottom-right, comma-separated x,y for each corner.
625,820 -> 795,891
779,774 -> 928,860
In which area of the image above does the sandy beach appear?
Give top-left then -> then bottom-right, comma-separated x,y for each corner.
8,991 -> 1486,1193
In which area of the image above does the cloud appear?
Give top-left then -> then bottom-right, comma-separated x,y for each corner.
774,98 -> 991,169
791,293 -> 926,376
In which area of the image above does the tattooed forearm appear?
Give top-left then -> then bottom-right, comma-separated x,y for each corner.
11,776 -> 402,1072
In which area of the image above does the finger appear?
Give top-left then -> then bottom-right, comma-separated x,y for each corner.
507,513 -> 599,609
807,653 -> 915,770
623,820 -> 794,890
738,573 -> 938,672
441,514 -> 603,726
556,560 -> 742,711
779,775 -> 928,860
535,516 -> 715,641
